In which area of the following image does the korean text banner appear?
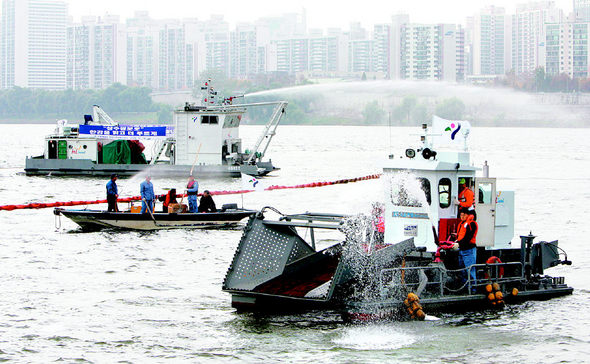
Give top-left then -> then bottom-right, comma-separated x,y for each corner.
78,125 -> 172,139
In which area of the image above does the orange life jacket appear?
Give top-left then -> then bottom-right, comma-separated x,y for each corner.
376,216 -> 385,233
164,191 -> 176,208
458,186 -> 475,208
457,215 -> 478,245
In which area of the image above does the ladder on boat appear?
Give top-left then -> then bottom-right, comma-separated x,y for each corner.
246,101 -> 288,163
150,139 -> 174,164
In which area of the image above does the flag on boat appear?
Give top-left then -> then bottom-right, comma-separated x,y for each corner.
429,115 -> 471,149
241,173 -> 264,192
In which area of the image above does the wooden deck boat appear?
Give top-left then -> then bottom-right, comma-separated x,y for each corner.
55,204 -> 256,231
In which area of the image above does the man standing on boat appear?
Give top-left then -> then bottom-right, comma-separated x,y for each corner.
106,173 -> 119,212
140,175 -> 155,214
455,178 -> 475,217
186,175 -> 199,213
453,209 -> 478,291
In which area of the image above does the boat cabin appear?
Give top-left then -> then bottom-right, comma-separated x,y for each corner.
173,104 -> 246,166
382,116 -> 514,253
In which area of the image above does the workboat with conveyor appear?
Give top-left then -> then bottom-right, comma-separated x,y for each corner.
222,117 -> 573,320
25,80 -> 287,177
55,203 -> 256,231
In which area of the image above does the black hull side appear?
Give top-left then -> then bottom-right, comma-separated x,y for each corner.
56,208 -> 256,231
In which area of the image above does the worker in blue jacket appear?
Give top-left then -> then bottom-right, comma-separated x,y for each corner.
140,175 -> 155,214
106,173 -> 119,212
186,175 -> 199,212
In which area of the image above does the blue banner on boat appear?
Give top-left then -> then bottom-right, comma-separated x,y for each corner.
78,124 -> 172,139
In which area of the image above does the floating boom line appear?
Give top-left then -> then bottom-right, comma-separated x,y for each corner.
0,174 -> 382,211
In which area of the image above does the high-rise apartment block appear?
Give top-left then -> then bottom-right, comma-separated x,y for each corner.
400,23 -> 464,81
546,21 -> 590,78
126,12 -> 198,90
229,24 -> 261,78
512,1 -> 562,75
471,6 -> 511,76
1,0 -> 67,89
158,23 -> 193,89
4,2 -> 590,91
67,15 -> 126,90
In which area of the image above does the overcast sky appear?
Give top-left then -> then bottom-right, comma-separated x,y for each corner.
67,0 -> 574,29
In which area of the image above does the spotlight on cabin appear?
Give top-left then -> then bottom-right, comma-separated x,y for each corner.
422,148 -> 437,160
405,149 -> 416,158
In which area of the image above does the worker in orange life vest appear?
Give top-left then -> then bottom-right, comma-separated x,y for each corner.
455,178 -> 474,209
455,178 -> 475,218
452,208 -> 478,290
162,188 -> 177,212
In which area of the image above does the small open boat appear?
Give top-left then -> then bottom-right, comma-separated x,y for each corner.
55,203 -> 256,231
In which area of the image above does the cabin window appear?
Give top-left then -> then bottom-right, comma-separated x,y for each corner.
478,182 -> 493,204
224,115 -> 240,128
438,178 -> 452,208
201,115 -> 219,124
418,178 -> 431,205
389,185 -> 421,207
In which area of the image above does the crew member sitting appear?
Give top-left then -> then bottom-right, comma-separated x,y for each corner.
198,190 -> 217,212
162,188 -> 178,212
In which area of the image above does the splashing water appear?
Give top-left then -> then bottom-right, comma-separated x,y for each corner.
384,171 -> 429,209
334,324 -> 417,350
385,171 -> 440,238
334,172 -> 437,312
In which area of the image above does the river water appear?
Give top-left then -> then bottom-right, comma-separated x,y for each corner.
1,124 -> 589,363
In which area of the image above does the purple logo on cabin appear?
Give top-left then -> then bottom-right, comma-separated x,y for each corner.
444,122 -> 461,140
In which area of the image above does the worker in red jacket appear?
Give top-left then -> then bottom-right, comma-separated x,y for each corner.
453,208 -> 478,291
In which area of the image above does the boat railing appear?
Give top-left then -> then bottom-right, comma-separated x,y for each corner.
378,261 -> 525,298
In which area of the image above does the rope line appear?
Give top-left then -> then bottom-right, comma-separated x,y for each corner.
0,174 -> 382,211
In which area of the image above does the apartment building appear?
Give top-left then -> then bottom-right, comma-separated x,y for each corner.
1,0 -> 67,89
472,6 -> 511,76
512,1 -> 562,75
546,21 -> 590,78
400,23 -> 464,81
67,15 -> 126,90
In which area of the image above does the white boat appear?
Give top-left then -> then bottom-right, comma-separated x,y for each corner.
25,80 -> 287,177
221,117 -> 573,320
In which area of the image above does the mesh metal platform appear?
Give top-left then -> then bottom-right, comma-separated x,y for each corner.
223,215 -> 316,291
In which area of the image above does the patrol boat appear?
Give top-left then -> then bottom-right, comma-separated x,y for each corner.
222,117 -> 573,319
25,81 -> 287,177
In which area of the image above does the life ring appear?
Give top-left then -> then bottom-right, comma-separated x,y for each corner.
484,256 -> 504,279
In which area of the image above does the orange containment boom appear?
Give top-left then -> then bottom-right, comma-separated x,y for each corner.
0,174 -> 382,211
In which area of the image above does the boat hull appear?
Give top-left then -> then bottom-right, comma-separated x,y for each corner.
344,284 -> 574,321
25,158 -> 276,177
56,208 -> 256,231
